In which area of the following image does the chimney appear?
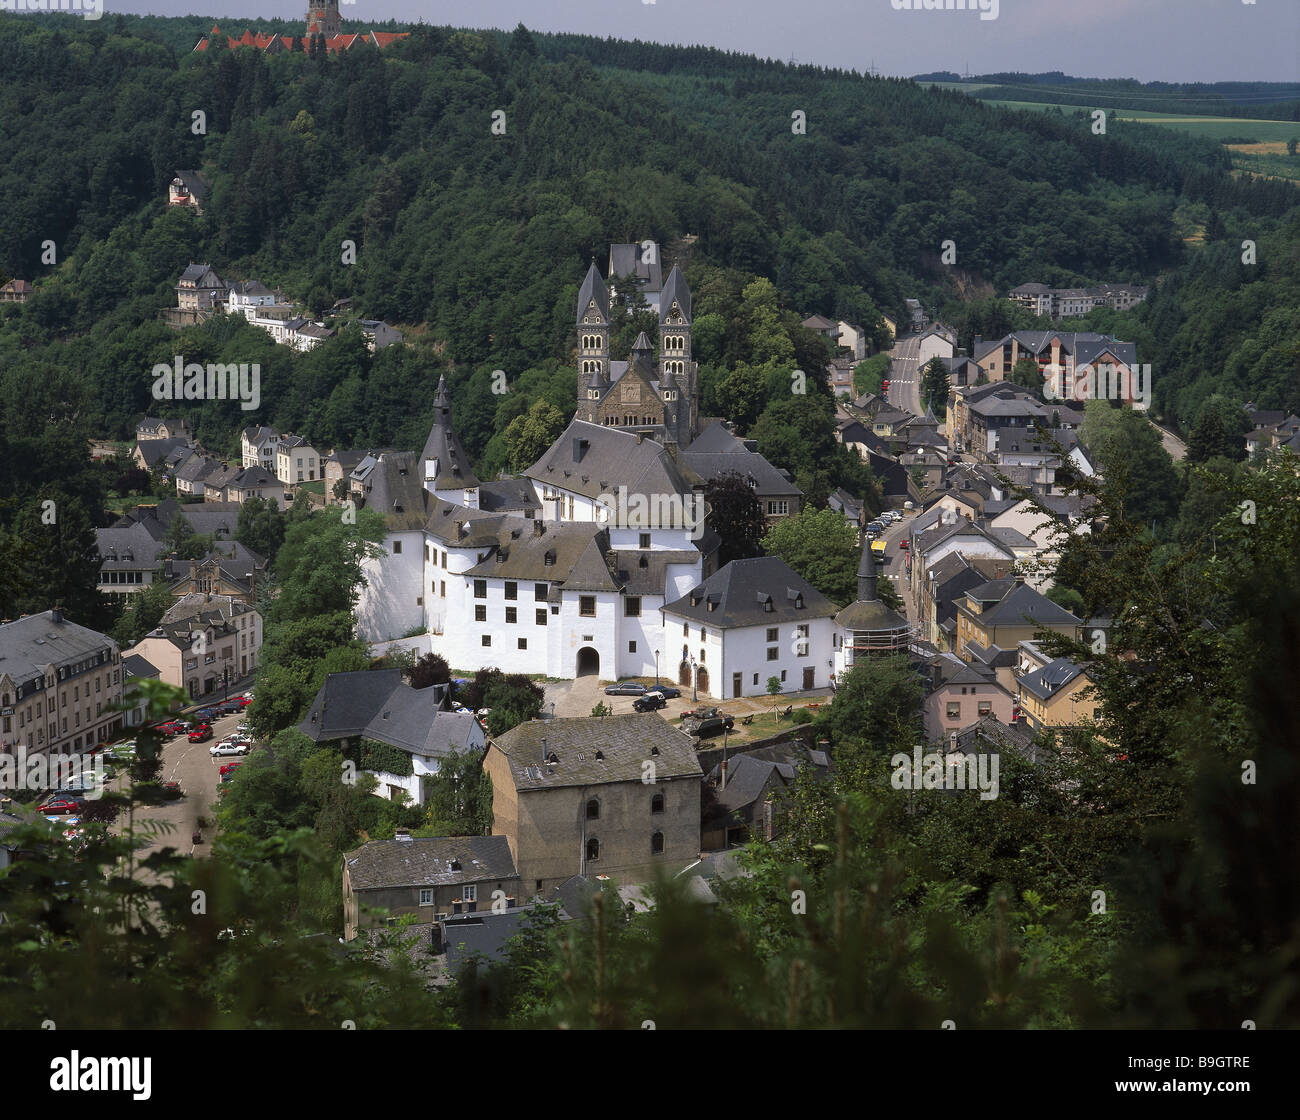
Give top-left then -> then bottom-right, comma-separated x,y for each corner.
540,736 -> 547,766
50,606 -> 64,624
720,755 -> 727,791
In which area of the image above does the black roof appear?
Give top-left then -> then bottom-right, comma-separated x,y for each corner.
663,556 -> 838,628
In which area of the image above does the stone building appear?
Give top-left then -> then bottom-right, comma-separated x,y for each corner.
483,714 -> 702,898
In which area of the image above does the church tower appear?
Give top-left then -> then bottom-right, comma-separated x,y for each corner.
307,0 -> 341,36
576,261 -> 611,412
659,264 -> 696,446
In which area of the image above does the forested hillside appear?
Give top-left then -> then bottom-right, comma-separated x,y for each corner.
0,14 -> 1296,524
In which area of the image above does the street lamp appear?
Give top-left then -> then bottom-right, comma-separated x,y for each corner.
654,649 -> 660,690
690,655 -> 697,702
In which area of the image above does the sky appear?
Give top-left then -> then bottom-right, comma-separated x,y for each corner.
117,0 -> 1298,85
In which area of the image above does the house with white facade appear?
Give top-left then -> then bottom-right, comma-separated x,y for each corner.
299,670 -> 484,806
241,426 -> 281,470
275,435 -> 321,492
661,556 -> 839,700
353,392 -> 723,685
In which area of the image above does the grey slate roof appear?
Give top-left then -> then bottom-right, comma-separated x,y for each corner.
443,908 -> 532,969
477,478 -> 538,514
609,242 -> 663,293
679,424 -> 801,499
173,171 -> 207,201
464,523 -> 621,592
96,523 -> 168,571
122,654 -> 160,679
1018,657 -> 1088,702
493,714 -> 702,790
979,584 -> 1082,630
707,741 -> 831,815
949,714 -> 1041,763
972,331 -> 1137,369
663,556 -> 838,628
298,670 -> 475,760
420,374 -> 481,490
524,419 -> 694,506
0,611 -> 117,692
659,264 -> 691,324
344,835 -> 517,891
576,262 -> 610,325
135,437 -> 190,468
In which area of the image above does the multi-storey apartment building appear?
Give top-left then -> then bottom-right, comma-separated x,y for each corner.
0,610 -> 123,757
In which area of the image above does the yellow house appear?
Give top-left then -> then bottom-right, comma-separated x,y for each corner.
954,578 -> 1082,661
1016,658 -> 1098,730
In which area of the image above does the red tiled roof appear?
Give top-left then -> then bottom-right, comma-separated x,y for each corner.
193,27 -> 408,54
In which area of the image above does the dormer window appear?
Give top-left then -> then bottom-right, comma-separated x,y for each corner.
764,598 -> 774,612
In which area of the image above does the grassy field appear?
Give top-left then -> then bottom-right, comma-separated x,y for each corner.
978,99 -> 1300,143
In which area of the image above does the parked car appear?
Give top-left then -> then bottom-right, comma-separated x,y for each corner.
870,538 -> 888,558
188,726 -> 213,743
237,696 -> 252,709
604,682 -> 647,696
40,796 -> 84,815
633,693 -> 668,713
157,720 -> 188,737
210,739 -> 248,757
899,537 -> 909,549
162,781 -> 183,799
218,698 -> 244,715
107,740 -> 136,760
652,686 -> 682,700
193,707 -> 220,722
681,707 -> 735,737
866,520 -> 886,533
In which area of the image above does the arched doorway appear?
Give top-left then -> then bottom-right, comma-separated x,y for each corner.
678,661 -> 691,687
576,647 -> 600,677
696,667 -> 710,696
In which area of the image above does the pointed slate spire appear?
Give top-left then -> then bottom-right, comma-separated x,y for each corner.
434,372 -> 452,420
856,535 -> 878,603
631,330 -> 653,355
422,373 -> 480,491
659,264 -> 691,324
923,397 -> 938,425
576,261 -> 610,326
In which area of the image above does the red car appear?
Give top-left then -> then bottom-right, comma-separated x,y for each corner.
237,696 -> 252,709
219,762 -> 243,777
188,725 -> 213,743
157,720 -> 189,737
899,538 -> 910,549
40,796 -> 84,815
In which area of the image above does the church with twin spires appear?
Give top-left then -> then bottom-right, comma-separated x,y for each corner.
573,261 -> 700,450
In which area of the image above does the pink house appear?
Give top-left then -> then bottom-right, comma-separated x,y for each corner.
923,662 -> 1018,744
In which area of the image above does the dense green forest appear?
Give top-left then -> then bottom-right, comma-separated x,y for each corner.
0,14 -> 1295,496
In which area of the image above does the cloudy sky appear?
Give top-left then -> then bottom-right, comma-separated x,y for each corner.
123,0 -> 1297,83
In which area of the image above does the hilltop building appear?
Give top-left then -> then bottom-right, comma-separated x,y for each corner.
194,1 -> 409,54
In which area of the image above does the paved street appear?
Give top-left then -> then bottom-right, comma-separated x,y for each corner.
887,332 -> 923,416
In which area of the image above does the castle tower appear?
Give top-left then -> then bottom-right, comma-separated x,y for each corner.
307,0 -> 341,36
576,261 -> 611,410
421,373 -> 480,507
659,264 -> 695,446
